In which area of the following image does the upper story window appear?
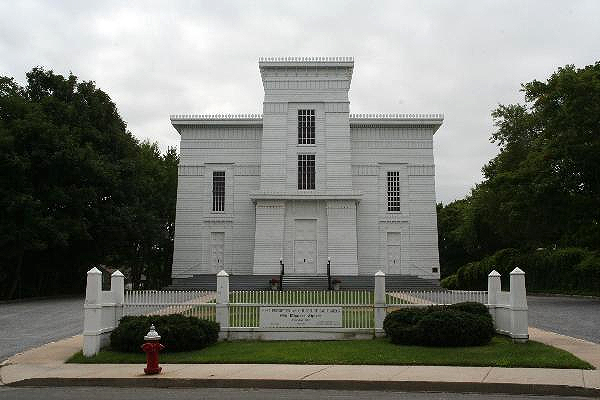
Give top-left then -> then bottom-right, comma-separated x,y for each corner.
298,154 -> 315,190
212,171 -> 225,211
387,171 -> 401,212
298,109 -> 315,144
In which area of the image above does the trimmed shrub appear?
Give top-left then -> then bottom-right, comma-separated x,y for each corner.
441,247 -> 600,296
448,301 -> 491,318
110,314 -> 219,353
384,302 -> 494,347
418,310 -> 494,347
383,307 -> 429,345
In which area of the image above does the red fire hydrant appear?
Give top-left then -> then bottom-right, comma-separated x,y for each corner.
141,324 -> 165,375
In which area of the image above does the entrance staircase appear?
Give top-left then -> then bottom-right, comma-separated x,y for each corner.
282,274 -> 329,290
166,273 -> 440,291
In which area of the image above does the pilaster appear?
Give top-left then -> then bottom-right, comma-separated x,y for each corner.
253,200 -> 286,274
326,200 -> 358,275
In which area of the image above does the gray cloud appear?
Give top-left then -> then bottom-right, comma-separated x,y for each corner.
1,0 -> 598,203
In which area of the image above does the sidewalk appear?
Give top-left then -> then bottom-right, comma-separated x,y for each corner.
1,329 -> 599,397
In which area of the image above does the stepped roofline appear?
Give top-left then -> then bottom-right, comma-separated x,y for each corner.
258,56 -> 354,67
170,112 -> 444,133
350,113 -> 444,133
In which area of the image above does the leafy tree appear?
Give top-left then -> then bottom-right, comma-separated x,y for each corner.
0,68 -> 178,299
438,62 -> 600,281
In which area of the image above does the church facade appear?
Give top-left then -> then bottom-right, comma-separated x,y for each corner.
170,57 -> 443,283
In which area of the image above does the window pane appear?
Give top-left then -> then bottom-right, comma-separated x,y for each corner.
298,154 -> 315,190
212,171 -> 225,211
387,171 -> 400,212
298,109 -> 315,145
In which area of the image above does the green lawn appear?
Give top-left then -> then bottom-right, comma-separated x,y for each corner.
68,336 -> 593,369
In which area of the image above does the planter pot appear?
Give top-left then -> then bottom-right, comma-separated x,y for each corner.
333,282 -> 341,291
270,284 -> 279,291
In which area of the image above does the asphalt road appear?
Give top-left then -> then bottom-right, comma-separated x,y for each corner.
0,297 -> 83,362
0,388 -> 592,400
527,295 -> 600,344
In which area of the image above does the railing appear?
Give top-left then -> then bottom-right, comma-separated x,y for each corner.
230,290 -> 373,304
386,290 -> 488,306
124,290 -> 216,319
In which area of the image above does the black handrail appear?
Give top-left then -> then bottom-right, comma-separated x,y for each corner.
327,257 -> 332,291
279,258 -> 284,291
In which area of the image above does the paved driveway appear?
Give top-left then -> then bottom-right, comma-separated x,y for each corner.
527,295 -> 600,344
0,297 -> 83,362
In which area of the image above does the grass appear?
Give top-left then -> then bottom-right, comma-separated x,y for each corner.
67,336 -> 593,369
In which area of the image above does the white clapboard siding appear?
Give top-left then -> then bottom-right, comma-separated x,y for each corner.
171,58 -> 443,279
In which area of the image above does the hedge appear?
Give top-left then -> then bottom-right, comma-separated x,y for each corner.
441,247 -> 600,296
383,302 -> 494,347
110,314 -> 219,353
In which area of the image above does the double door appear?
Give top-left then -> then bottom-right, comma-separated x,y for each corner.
294,219 -> 317,274
210,232 -> 224,273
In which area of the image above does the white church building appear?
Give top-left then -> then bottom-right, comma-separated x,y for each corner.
169,57 -> 443,290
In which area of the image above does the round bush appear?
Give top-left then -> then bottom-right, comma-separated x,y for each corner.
447,301 -> 492,318
384,302 -> 494,347
383,307 -> 429,345
110,314 -> 220,353
417,310 -> 494,347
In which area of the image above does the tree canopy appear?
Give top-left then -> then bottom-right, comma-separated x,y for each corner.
0,68 -> 178,299
438,62 -> 600,281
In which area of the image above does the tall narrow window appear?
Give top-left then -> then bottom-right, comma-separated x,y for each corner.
387,171 -> 401,212
212,171 -> 225,211
298,109 -> 315,144
298,154 -> 315,190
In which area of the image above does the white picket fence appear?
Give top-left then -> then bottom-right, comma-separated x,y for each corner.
121,288 -> 488,330
83,268 -> 528,355
123,290 -> 216,319
386,289 -> 488,306
228,290 -> 375,329
121,288 -> 487,329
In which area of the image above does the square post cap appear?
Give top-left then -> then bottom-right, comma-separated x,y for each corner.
510,267 -> 525,275
488,270 -> 501,277
111,270 -> 124,277
375,270 -> 385,276
217,270 -> 229,277
87,267 -> 102,275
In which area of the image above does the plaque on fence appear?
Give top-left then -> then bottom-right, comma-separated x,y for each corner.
259,306 -> 343,328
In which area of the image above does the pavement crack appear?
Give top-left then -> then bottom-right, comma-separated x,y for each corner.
481,367 -> 493,382
300,365 -> 331,380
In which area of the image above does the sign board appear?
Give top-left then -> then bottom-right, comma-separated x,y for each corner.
259,306 -> 343,328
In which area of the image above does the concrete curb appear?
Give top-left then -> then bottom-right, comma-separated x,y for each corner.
7,377 -> 600,397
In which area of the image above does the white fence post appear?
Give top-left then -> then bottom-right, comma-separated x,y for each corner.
111,270 -> 125,324
374,270 -> 386,336
487,270 -> 501,324
509,267 -> 529,342
83,267 -> 103,356
83,268 -> 126,356
216,270 -> 230,332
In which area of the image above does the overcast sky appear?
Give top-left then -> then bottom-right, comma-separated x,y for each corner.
1,1 -> 598,203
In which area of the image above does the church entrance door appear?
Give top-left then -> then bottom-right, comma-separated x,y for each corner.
294,240 -> 317,274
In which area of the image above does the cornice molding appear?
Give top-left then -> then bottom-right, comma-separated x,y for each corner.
171,113 -> 263,120
250,191 -> 362,202
350,113 -> 444,133
350,113 -> 443,120
259,56 -> 353,63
